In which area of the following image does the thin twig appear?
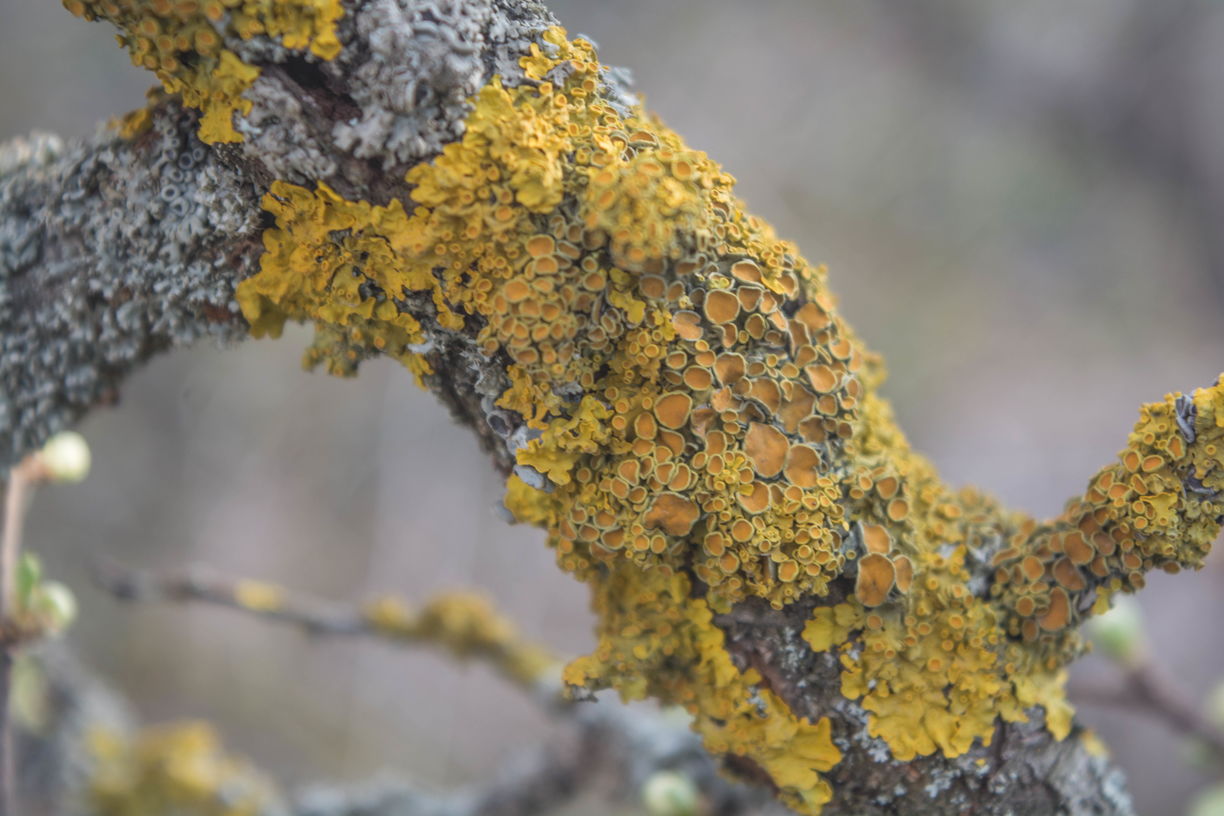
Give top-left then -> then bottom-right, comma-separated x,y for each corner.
0,480 -> 10,816
0,456 -> 39,816
90,558 -> 794,815
1071,660 -> 1224,761
90,558 -> 558,696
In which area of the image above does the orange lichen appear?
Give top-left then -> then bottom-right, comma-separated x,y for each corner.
862,522 -> 890,554
855,553 -> 895,607
64,0 -> 343,142
655,393 -> 694,430
703,289 -> 740,324
744,421 -> 788,478
645,492 -> 702,536
992,379 -> 1224,645
226,22 -> 1224,812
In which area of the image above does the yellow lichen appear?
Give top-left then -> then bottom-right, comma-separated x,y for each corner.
112,87 -> 171,140
89,722 -> 278,816
563,565 -> 841,813
226,23 -> 1224,812
232,579 -> 284,612
991,379 -> 1224,646
362,592 -> 555,690
65,0 -> 343,143
235,180 -> 434,380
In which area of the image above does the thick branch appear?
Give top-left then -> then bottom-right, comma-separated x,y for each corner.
0,109 -> 259,468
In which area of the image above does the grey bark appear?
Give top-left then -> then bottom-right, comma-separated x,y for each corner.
0,111 -> 258,469
0,1 -> 1144,814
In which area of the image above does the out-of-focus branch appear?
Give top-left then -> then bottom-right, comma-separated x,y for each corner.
1072,661 -> 1224,762
92,558 -> 555,695
90,558 -> 788,816
1,438 -> 92,816
293,698 -> 790,816
0,461 -> 29,816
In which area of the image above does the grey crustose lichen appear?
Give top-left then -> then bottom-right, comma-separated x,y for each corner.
0,105 -> 259,469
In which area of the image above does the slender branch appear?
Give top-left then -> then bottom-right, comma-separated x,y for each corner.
0,456 -> 40,816
91,558 -> 789,816
91,558 -> 556,695
1072,661 -> 1224,763
0,458 -> 39,618
0,484 -> 13,816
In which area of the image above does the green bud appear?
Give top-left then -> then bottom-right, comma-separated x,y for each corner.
1189,782 -> 1224,816
39,431 -> 91,483
642,770 -> 699,816
1088,596 -> 1145,664
31,581 -> 77,634
16,553 -> 42,613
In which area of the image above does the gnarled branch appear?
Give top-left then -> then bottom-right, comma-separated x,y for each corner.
5,1 -> 1222,814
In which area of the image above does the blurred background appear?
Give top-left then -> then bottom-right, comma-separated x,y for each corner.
3,1 -> 1224,813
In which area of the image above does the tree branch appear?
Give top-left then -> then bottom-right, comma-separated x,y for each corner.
0,110 -> 258,469
4,1 -> 1220,813
89,559 -> 790,816
91,558 -> 556,696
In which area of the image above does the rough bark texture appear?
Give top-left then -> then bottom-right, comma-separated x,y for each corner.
715,599 -> 1131,815
6,1 -> 1214,814
0,110 -> 258,468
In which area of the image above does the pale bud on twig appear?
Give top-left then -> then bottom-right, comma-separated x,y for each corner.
642,770 -> 699,816
37,431 -> 91,483
1087,596 -> 1145,665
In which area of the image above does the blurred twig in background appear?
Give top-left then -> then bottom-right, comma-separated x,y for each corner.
91,558 -> 788,816
0,435 -> 88,815
92,560 -> 557,696
1071,665 -> 1224,767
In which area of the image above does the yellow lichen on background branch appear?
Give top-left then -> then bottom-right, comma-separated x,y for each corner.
223,25 -> 1222,814
63,0 -> 342,143
363,592 -> 557,691
90,722 -> 277,816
